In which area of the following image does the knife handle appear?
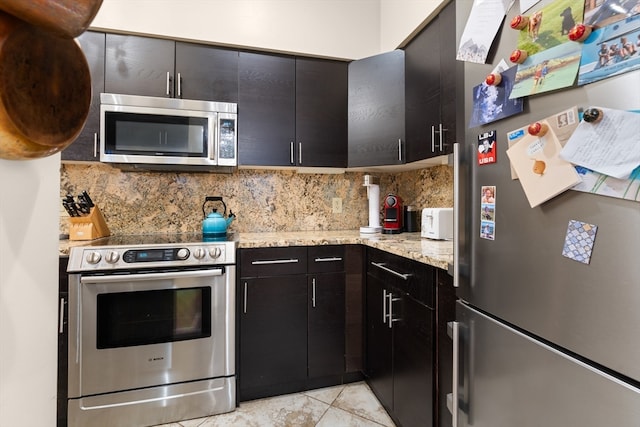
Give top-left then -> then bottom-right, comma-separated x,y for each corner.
81,190 -> 94,207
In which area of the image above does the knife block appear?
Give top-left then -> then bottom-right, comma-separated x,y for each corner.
68,206 -> 110,240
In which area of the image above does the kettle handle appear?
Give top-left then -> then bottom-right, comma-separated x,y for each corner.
203,196 -> 227,218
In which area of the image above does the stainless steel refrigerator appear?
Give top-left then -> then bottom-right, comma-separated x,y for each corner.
451,1 -> 640,425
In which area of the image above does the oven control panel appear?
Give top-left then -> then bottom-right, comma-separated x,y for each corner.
68,242 -> 235,271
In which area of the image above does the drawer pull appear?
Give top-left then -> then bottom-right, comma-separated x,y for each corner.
371,262 -> 411,280
251,258 -> 299,265
314,257 -> 343,263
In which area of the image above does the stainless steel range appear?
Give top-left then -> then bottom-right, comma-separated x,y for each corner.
66,234 -> 237,427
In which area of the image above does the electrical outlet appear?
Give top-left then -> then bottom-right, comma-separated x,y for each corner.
332,197 -> 342,213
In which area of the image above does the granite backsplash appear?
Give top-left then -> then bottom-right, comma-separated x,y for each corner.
60,163 -> 453,235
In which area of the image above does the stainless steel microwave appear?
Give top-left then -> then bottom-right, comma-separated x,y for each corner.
100,93 -> 237,171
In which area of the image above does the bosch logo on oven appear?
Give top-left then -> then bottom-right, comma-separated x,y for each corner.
148,356 -> 165,362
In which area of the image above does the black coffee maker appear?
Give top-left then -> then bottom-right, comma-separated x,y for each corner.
382,194 -> 403,234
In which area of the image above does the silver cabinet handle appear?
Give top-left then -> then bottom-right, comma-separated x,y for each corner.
314,257 -> 343,263
312,277 -> 316,308
382,289 -> 388,323
243,282 -> 248,314
166,71 -> 171,96
371,262 -> 411,280
59,297 -> 66,334
451,321 -> 460,427
398,138 -> 402,162
387,293 -> 402,328
438,123 -> 449,152
290,141 -> 294,164
177,72 -> 182,98
93,133 -> 98,158
431,125 -> 436,152
299,142 -> 302,165
251,258 -> 299,265
453,142 -> 460,288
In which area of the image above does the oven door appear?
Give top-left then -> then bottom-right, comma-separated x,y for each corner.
68,267 -> 234,398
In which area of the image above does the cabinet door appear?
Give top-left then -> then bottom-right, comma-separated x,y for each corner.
436,270 -> 456,427
404,14 -> 442,162
105,34 -> 175,97
308,272 -> 345,378
295,58 -> 348,168
365,274 -> 393,411
175,42 -> 238,102
58,258 -> 69,427
393,295 -> 434,427
348,50 -> 405,167
438,0 -> 459,155
62,31 -> 104,161
238,52 -> 295,166
239,276 -> 307,397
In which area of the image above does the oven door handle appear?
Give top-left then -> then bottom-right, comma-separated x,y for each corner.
80,268 -> 224,284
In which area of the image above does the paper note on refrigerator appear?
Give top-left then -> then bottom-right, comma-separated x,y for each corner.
506,120 -> 581,208
560,107 -> 640,180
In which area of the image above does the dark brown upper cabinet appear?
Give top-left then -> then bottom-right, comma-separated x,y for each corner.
238,52 -> 348,168
104,34 -> 238,102
62,31 -> 105,162
405,0 -> 459,161
348,49 -> 405,167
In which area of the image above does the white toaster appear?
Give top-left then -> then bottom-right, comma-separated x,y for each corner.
421,208 -> 453,240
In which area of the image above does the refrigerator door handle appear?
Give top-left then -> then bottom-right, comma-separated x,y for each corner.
453,142 -> 460,288
451,320 -> 460,427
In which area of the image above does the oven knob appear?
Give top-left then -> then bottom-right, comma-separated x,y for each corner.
176,248 -> 190,260
105,251 -> 120,264
86,251 -> 102,264
209,247 -> 222,259
193,248 -> 206,259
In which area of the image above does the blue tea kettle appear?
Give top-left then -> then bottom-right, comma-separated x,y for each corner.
202,196 -> 236,238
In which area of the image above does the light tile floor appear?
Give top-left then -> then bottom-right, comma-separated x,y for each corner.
154,382 -> 396,427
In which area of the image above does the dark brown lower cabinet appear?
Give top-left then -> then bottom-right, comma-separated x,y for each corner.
436,270 -> 456,427
58,257 -> 69,427
238,245 -> 361,401
365,247 -> 436,427
308,271 -> 346,378
240,275 -> 308,399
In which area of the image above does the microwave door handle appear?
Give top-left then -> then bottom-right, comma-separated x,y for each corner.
210,114 -> 217,161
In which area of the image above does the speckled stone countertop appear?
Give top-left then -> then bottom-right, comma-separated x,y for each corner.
60,230 -> 453,270
237,231 -> 452,270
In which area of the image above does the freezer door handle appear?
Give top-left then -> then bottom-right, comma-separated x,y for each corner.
451,320 -> 460,427
453,142 -> 460,288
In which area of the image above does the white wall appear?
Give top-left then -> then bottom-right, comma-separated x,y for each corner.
0,154 -> 60,426
91,0 -> 444,59
380,0 -> 446,51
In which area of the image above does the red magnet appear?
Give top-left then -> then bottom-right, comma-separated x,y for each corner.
485,73 -> 502,86
527,122 -> 548,136
568,24 -> 592,42
510,15 -> 529,30
509,49 -> 528,64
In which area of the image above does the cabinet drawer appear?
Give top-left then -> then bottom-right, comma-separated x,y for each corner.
308,245 -> 345,273
240,247 -> 307,277
367,248 -> 435,308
